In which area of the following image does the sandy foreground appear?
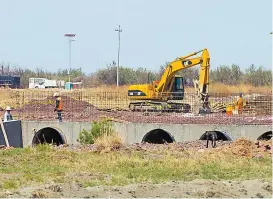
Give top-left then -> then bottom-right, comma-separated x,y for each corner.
0,179 -> 270,198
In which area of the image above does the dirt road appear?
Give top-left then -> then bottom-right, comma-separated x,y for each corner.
2,179 -> 271,198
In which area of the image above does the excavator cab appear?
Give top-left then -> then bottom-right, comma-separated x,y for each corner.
170,76 -> 185,100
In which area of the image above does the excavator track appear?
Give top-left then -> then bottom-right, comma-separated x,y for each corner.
129,101 -> 191,113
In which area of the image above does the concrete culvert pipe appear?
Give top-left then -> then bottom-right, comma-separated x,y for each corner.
32,127 -> 66,146
257,131 -> 272,141
142,129 -> 174,144
199,131 -> 233,141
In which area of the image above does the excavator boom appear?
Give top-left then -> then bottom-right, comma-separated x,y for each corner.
156,48 -> 210,96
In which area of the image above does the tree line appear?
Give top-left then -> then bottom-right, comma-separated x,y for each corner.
0,62 -> 272,88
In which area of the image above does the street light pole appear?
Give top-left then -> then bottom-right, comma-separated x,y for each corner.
115,25 -> 122,87
64,33 -> 76,83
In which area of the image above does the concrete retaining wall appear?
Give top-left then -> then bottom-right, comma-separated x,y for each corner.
114,123 -> 272,143
21,121 -> 272,147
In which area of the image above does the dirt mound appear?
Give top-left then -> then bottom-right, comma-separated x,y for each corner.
20,96 -> 96,111
209,138 -> 272,157
228,138 -> 254,157
18,96 -> 101,121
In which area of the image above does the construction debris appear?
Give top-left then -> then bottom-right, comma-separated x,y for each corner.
209,94 -> 272,116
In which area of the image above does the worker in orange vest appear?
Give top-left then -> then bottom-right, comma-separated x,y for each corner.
236,92 -> 244,114
53,92 -> 63,122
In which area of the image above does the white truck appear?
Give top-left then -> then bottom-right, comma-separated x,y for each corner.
29,78 -> 65,89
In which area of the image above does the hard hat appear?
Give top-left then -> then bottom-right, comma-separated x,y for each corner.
6,106 -> 11,111
53,92 -> 59,97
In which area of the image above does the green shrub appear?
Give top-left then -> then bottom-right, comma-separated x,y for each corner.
77,119 -> 114,144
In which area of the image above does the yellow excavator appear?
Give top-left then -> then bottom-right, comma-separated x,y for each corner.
127,48 -> 211,114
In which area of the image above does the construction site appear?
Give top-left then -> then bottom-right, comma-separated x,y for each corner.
0,0 -> 272,198
0,79 -> 272,197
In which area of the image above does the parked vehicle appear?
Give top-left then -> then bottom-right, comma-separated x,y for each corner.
29,78 -> 64,89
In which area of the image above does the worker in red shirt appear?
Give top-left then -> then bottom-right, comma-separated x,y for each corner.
53,92 -> 63,122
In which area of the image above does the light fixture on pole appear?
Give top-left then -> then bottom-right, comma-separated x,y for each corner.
64,33 -> 76,83
115,25 -> 122,87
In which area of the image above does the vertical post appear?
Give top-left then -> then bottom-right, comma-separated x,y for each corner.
0,119 -> 10,148
64,33 -> 76,87
69,38 -> 71,83
115,25 -> 122,87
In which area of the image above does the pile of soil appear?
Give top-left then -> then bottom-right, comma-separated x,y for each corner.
16,96 -> 101,121
208,138 -> 272,157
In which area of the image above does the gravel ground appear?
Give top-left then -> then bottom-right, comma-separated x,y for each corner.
1,96 -> 271,125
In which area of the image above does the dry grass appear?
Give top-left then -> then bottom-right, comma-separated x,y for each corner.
0,88 -> 23,110
94,133 -> 124,153
208,83 -> 271,95
185,83 -> 272,95
85,85 -> 128,93
83,83 -> 272,95
0,143 -> 271,190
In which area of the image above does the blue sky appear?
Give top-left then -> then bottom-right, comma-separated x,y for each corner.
0,0 -> 272,74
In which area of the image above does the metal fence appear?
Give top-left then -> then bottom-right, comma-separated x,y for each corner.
1,90 -> 272,125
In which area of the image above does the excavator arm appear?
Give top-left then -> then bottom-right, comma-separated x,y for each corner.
156,48 -> 210,98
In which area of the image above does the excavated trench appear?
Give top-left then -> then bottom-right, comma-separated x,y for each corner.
32,127 -> 66,146
142,129 -> 174,144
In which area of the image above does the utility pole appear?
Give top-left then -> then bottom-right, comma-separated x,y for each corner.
115,25 -> 122,87
64,33 -> 76,83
